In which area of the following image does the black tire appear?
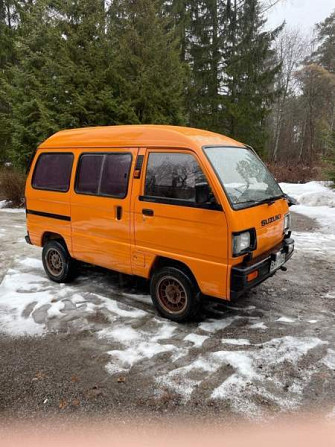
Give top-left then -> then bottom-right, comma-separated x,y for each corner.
150,266 -> 201,322
42,240 -> 74,283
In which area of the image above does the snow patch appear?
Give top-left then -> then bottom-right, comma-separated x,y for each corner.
249,322 -> 268,330
100,322 -> 178,374
18,258 -> 43,269
222,339 -> 251,346
0,208 -> 24,213
158,336 -> 325,418
184,333 -> 209,348
277,316 -> 296,323
321,349 -> 335,370
324,291 -> 335,299
210,336 -> 325,418
199,316 -> 241,332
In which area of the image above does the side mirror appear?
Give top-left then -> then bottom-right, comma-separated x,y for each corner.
284,194 -> 297,207
195,182 -> 215,205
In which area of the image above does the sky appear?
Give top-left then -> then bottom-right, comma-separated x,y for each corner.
266,0 -> 334,31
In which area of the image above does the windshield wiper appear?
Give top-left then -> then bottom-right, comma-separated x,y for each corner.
256,195 -> 285,206
234,194 -> 285,208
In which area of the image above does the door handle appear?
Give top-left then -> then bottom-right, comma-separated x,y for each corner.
142,208 -> 154,217
116,206 -> 123,220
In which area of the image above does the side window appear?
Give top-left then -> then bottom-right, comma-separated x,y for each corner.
32,153 -> 74,192
76,154 -> 104,195
100,153 -> 132,198
75,152 -> 132,198
144,152 -> 209,202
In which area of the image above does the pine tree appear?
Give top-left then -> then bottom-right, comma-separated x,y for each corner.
168,0 -> 281,153
163,0 -> 190,62
1,0 -> 134,168
187,0 -> 224,132
109,0 -> 186,125
314,10 -> 335,74
0,0 -> 16,163
223,0 -> 282,153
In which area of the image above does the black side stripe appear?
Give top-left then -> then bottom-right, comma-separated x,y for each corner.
26,209 -> 71,222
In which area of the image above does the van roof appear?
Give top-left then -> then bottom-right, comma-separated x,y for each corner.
38,125 -> 246,150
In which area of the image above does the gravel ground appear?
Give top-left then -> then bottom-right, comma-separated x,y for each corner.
0,209 -> 335,423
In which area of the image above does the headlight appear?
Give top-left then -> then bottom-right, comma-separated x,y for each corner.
284,213 -> 291,233
232,229 -> 256,257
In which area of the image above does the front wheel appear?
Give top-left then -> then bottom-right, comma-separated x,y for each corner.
150,267 -> 201,322
42,240 -> 74,283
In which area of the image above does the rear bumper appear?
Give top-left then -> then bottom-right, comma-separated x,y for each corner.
25,234 -> 32,245
230,237 -> 294,300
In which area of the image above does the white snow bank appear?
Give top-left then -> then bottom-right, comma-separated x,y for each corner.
280,181 -> 335,207
280,181 -> 335,232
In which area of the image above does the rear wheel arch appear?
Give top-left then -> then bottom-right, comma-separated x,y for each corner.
41,232 -> 68,250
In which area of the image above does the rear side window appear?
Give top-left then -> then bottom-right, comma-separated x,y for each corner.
75,152 -> 132,198
76,154 -> 104,195
100,154 -> 132,198
32,153 -> 74,192
144,152 -> 208,201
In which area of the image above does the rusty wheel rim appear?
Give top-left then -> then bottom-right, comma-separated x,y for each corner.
46,248 -> 64,277
156,276 -> 187,314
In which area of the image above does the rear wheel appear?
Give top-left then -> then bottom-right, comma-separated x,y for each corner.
42,240 -> 74,283
150,267 -> 201,322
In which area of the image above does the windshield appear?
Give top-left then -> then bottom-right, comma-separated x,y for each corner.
204,146 -> 283,209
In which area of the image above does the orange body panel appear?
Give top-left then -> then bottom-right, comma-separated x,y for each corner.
25,125 -> 290,301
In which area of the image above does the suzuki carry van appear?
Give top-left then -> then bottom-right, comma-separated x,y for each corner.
25,125 -> 294,322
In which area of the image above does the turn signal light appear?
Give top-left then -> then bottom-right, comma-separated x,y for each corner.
247,270 -> 259,282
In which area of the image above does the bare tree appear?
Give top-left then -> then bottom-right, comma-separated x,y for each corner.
260,0 -> 286,14
270,28 -> 310,162
296,64 -> 335,164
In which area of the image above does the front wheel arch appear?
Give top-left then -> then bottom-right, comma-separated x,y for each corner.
149,256 -> 200,292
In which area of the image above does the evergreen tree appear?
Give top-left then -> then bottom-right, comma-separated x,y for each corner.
168,0 -> 281,153
1,0 -> 134,167
187,0 -> 225,132
314,10 -> 335,74
1,0 -> 187,168
163,0 -> 190,62
223,0 -> 282,153
0,0 -> 16,163
109,0 -> 186,125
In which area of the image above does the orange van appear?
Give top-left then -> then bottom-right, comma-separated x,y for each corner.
25,125 -> 294,322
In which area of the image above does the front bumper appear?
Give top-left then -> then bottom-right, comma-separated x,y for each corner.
230,237 -> 294,300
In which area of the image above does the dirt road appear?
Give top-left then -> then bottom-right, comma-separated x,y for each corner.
0,209 -> 335,422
